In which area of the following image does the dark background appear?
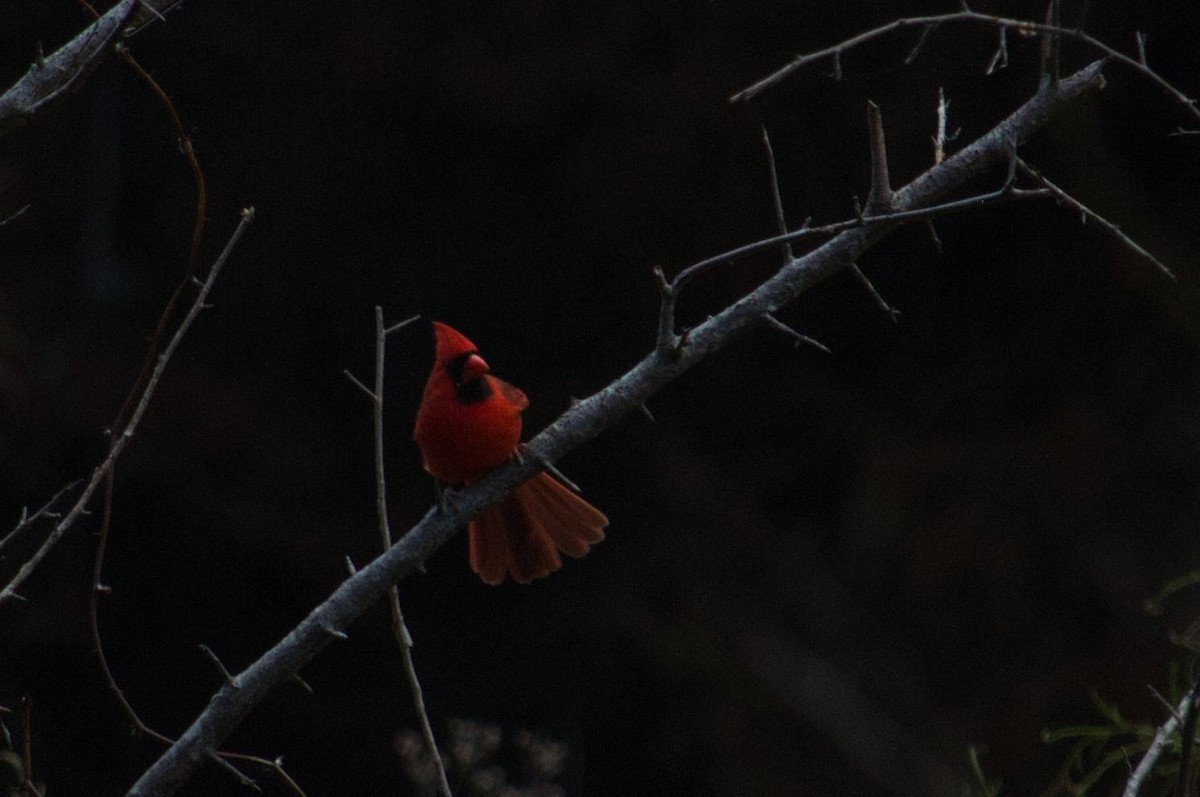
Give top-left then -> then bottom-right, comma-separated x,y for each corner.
2,1 -> 1200,794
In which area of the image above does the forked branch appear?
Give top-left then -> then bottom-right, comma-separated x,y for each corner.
0,208 -> 256,605
128,59 -> 1109,797
730,9 -> 1200,135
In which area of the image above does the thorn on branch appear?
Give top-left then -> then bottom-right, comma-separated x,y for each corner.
761,126 -> 794,263
1134,31 -> 1148,66
320,624 -> 348,641
290,674 -> 314,696
866,101 -> 894,213
926,220 -> 943,254
904,23 -> 936,65
541,459 -> 583,494
205,751 -> 261,792
985,26 -> 1009,74
762,314 -> 832,354
653,265 -> 682,357
343,369 -> 378,402
638,403 -> 655,423
652,264 -> 670,298
848,263 -> 900,320
199,644 -> 238,688
831,50 -> 843,81
384,314 -> 421,336
1148,685 -> 1181,720
1002,138 -> 1020,191
135,0 -> 166,24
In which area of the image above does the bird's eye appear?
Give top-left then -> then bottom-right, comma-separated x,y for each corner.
444,352 -> 493,403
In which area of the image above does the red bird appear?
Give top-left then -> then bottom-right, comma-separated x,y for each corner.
413,321 -> 607,584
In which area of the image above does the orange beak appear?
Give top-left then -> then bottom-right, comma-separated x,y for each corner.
461,353 -> 489,383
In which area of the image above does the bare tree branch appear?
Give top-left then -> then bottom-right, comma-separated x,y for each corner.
0,481 -> 80,558
126,59 -> 1109,797
729,10 -> 1200,135
346,307 -> 452,797
1015,158 -> 1176,279
0,208 -> 256,605
0,0 -> 138,134
760,126 -> 794,264
1123,684 -> 1199,797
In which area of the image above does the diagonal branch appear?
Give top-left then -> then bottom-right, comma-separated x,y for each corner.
0,0 -> 138,134
126,60 -> 1108,797
1015,158 -> 1175,279
1123,683 -> 1199,797
0,208 -> 256,605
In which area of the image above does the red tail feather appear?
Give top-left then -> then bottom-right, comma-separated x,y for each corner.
468,472 -> 607,584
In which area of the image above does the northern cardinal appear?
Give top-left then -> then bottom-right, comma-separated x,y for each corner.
413,321 -> 607,584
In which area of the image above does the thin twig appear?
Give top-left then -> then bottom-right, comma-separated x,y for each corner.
1124,685 -> 1199,797
848,263 -> 899,319
20,696 -> 40,797
762,314 -> 831,354
1015,158 -> 1175,279
985,25 -> 1009,75
1039,0 -> 1062,87
0,204 -> 30,227
0,208 -> 253,604
904,23 -> 936,65
124,0 -> 187,37
75,0 -> 210,447
934,88 -> 949,165
761,126 -> 793,264
667,179 -> 1048,295
357,307 -> 451,797
79,210 -> 306,795
0,480 -> 80,557
729,10 -> 1200,135
1177,681 -> 1200,797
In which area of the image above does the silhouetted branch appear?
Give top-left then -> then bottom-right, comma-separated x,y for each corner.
1123,684 -> 1199,797
1015,158 -> 1175,279
345,308 -> 451,797
729,9 -> 1200,135
0,481 -> 80,558
0,0 -> 138,134
127,59 -> 1110,797
0,208 -> 256,605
